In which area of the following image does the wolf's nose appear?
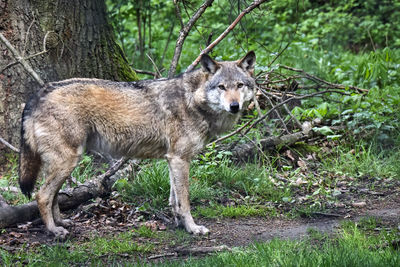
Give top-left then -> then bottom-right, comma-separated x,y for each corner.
230,102 -> 240,113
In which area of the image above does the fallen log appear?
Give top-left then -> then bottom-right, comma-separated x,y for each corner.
231,125 -> 344,162
0,158 -> 128,229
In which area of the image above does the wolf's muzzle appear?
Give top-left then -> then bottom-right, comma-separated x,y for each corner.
229,102 -> 240,113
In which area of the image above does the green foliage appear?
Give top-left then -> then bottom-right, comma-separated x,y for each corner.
70,154 -> 107,184
195,204 -> 277,219
322,142 -> 399,179
113,160 -> 170,209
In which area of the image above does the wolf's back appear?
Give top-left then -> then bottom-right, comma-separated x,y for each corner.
18,94 -> 42,199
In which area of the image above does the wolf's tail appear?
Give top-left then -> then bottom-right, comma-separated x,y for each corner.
18,99 -> 41,199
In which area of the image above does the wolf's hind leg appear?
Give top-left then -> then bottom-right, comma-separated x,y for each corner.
167,155 -> 209,235
37,152 -> 80,238
53,192 -> 73,227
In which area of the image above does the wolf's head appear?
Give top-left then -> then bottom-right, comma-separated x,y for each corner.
200,51 -> 256,114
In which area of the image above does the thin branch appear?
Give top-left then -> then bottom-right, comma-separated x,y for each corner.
0,136 -> 19,153
218,89 -> 349,149
185,0 -> 269,73
22,12 -> 36,57
265,95 -> 289,133
241,89 -> 351,137
168,0 -> 214,78
174,0 -> 184,29
132,68 -> 157,77
279,65 -> 369,93
146,53 -> 162,78
0,32 -> 45,86
283,102 -> 302,129
160,20 -> 175,68
209,119 -> 253,145
268,41 -> 291,68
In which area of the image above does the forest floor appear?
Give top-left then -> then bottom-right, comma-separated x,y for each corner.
1,174 -> 399,264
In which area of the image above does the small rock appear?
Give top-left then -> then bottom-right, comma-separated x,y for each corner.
352,201 -> 367,208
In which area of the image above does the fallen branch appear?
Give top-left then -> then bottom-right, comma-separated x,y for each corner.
185,0 -> 268,72
0,136 -> 19,153
175,245 -> 231,255
148,252 -> 177,260
231,126 -> 344,161
0,158 -> 128,228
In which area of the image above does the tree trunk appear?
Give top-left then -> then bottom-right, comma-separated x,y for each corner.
0,0 -> 137,164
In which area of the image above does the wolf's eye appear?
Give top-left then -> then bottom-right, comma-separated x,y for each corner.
237,83 -> 244,88
218,84 -> 226,91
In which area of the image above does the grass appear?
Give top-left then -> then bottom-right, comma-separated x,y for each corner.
321,142 -> 400,180
195,204 -> 278,218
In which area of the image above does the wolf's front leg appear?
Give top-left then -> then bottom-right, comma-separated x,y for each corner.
167,155 -> 209,235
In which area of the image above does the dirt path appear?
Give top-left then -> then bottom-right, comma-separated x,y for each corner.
200,202 -> 400,248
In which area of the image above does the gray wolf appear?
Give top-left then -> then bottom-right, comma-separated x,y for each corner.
19,52 -> 256,237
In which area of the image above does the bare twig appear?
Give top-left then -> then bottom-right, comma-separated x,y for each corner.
265,95 -> 289,133
241,89 -> 350,137
279,65 -> 369,93
283,102 -> 302,129
0,32 -> 45,86
0,136 -> 19,153
209,119 -> 253,145
168,0 -> 215,78
160,21 -> 175,68
217,89 -> 349,149
175,245 -> 231,255
185,0 -> 269,73
132,68 -> 157,77
173,0 -> 184,29
146,53 -> 162,78
148,252 -> 177,260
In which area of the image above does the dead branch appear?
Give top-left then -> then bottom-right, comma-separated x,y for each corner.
175,245 -> 231,255
148,252 -> 178,260
168,0 -> 214,78
132,68 -> 158,77
185,0 -> 269,73
146,53 -> 162,78
0,32 -> 45,85
279,65 -> 369,93
241,89 -> 350,138
232,126 -> 344,161
0,136 -> 19,153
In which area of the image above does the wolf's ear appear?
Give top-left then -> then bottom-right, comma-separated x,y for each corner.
200,54 -> 219,74
238,51 -> 256,74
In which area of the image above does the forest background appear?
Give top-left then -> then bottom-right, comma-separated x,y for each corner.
1,0 -> 400,265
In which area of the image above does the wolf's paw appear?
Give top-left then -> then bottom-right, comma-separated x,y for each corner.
50,226 -> 69,239
56,219 -> 74,227
187,224 -> 209,235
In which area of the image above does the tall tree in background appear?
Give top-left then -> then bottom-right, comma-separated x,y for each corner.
0,0 -> 137,164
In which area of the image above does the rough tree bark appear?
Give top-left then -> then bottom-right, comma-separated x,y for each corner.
0,0 -> 137,164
